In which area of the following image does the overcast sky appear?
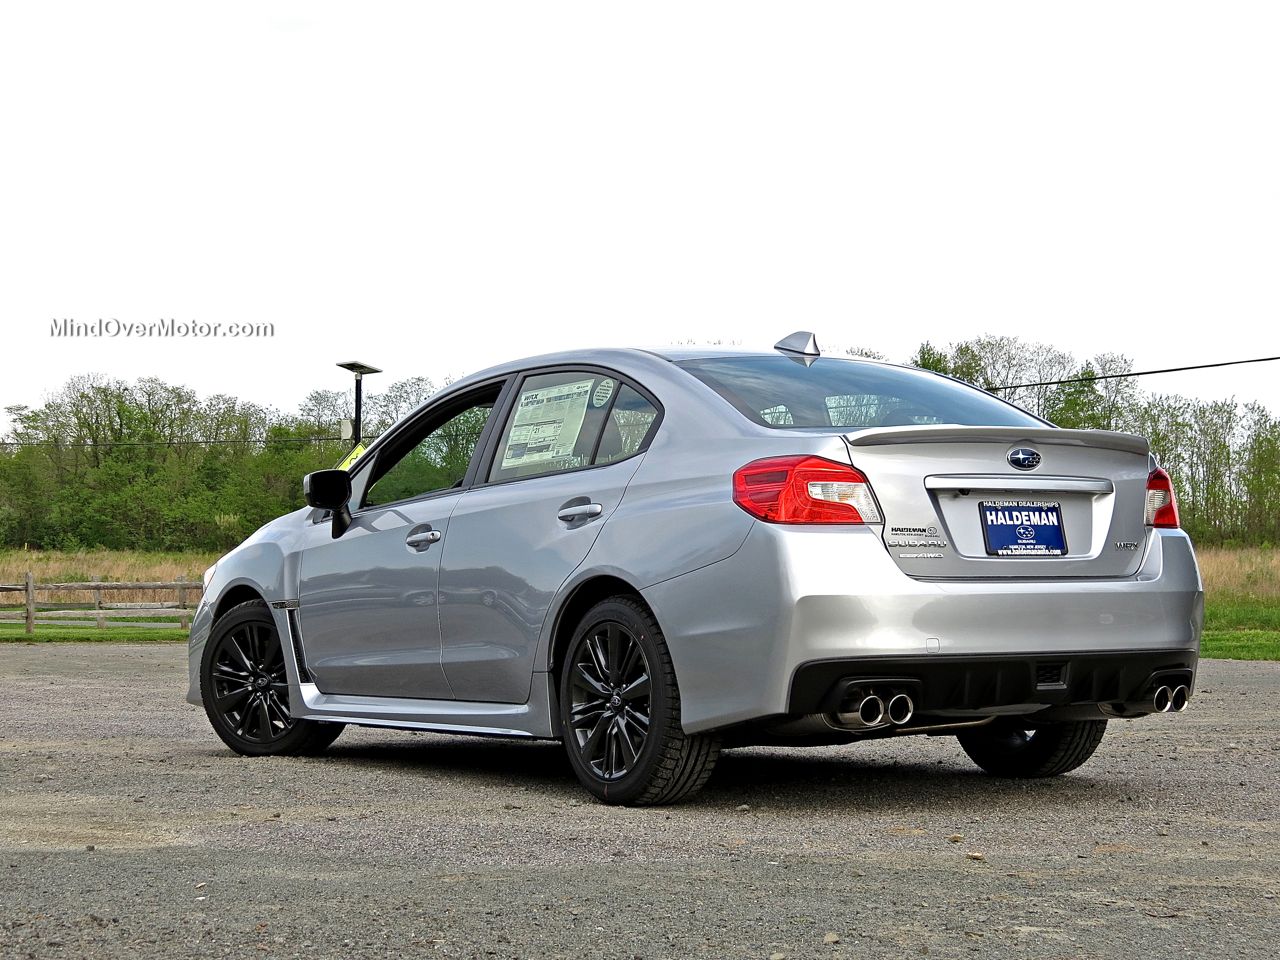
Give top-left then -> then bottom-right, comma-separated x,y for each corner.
3,2 -> 1277,429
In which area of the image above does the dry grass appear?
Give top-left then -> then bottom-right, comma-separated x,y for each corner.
1196,547 -> 1280,599
9,547 -> 1275,592
0,550 -> 219,606
2,546 -> 1277,618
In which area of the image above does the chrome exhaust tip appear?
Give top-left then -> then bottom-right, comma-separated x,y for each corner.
1153,685 -> 1173,713
1170,685 -> 1190,713
836,694 -> 886,729
886,693 -> 915,726
860,695 -> 886,727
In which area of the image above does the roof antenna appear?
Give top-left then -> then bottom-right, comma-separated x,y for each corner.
774,330 -> 821,366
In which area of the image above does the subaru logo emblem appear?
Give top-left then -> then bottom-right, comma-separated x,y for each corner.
1008,447 -> 1041,470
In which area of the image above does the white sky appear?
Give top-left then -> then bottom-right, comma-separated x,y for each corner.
3,2 -> 1277,429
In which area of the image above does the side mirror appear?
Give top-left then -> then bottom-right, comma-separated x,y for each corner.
303,470 -> 353,538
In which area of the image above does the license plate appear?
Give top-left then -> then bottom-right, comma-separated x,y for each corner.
980,500 -> 1067,557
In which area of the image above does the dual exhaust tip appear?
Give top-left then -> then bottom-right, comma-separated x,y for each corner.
835,690 -> 914,730
1153,684 -> 1190,714
837,682 -> 1189,728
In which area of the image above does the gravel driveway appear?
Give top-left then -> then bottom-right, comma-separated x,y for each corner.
1,644 -> 1277,959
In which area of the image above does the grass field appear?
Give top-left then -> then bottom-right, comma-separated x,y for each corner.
0,549 -> 218,605
1,547 -> 1276,658
1199,547 -> 1280,660
0,625 -> 191,642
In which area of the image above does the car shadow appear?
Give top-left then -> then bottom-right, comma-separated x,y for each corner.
310,734 -> 1127,813
324,735 -> 579,792
703,748 -> 1124,811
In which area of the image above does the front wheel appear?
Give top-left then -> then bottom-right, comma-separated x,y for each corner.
559,596 -> 720,805
957,719 -> 1107,778
200,600 -> 344,757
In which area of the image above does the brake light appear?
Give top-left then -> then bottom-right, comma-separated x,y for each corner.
1145,467 -> 1180,528
733,455 -> 882,524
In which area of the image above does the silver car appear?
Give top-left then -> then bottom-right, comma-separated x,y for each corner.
188,333 -> 1202,805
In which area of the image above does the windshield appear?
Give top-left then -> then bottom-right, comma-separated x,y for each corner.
676,356 -> 1043,430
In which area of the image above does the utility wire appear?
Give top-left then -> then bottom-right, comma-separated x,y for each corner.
992,355 -> 1280,391
0,436 -> 345,449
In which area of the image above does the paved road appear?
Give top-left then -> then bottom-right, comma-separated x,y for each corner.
1,644 -> 1277,959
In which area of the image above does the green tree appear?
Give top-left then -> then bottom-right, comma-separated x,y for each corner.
908,341 -> 953,375
2,360 -> 1278,551
1043,365 -> 1108,429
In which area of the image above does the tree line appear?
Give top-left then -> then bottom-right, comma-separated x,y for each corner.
905,336 -> 1279,546
1,337 -> 1276,551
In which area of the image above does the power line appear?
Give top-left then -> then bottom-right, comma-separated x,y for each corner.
0,435 -> 344,449
991,354 -> 1280,391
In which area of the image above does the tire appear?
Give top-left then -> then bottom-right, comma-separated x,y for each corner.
200,600 -> 344,757
957,719 -> 1107,778
559,596 -> 720,806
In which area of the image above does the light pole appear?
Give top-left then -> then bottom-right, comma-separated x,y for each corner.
336,361 -> 382,445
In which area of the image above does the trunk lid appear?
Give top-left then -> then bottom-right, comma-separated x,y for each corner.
844,425 -> 1152,580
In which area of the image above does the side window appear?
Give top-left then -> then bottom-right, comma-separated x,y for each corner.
489,371 -> 611,482
595,385 -> 659,465
363,390 -> 498,507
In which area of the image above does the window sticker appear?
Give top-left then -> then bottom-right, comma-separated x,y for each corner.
500,378 -> 594,470
592,377 -> 616,408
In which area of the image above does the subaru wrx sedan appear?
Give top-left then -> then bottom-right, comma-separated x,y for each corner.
188,334 -> 1202,805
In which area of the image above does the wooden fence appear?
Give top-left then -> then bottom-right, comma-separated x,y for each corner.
0,575 -> 203,634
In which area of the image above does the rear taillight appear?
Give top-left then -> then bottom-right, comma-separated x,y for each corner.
733,455 -> 882,524
1145,467 -> 1180,528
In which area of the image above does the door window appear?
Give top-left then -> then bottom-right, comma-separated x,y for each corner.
487,371 -> 658,483
363,388 -> 499,507
489,371 -> 605,482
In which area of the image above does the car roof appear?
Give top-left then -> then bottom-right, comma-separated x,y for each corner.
641,346 -> 902,365
641,346 -> 790,362
441,344 -> 922,398
445,347 -> 667,389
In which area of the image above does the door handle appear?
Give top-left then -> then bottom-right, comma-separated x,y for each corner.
557,502 -> 603,523
405,528 -> 442,550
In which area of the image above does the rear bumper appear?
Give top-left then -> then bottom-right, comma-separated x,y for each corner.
642,524 -> 1203,733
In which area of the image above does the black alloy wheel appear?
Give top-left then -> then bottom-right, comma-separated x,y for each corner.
559,596 -> 720,805
567,620 -> 653,780
200,600 -> 343,756
208,615 -> 293,745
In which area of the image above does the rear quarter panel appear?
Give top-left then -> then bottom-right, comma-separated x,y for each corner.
576,371 -> 863,590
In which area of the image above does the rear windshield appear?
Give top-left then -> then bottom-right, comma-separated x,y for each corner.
676,356 -> 1043,430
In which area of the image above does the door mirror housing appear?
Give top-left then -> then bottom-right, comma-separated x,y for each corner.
303,470 -> 353,538
303,469 -> 351,509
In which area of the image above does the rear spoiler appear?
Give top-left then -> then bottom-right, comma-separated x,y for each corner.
844,425 -> 1150,457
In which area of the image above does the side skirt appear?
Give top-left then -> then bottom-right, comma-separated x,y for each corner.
291,678 -> 558,739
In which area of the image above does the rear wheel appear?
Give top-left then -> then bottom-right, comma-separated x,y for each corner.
957,719 -> 1107,778
200,600 -> 344,757
559,596 -> 719,805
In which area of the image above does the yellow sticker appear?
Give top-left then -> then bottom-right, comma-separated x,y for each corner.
336,443 -> 366,471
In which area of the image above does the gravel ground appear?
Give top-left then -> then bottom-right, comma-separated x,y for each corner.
1,644 -> 1277,960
